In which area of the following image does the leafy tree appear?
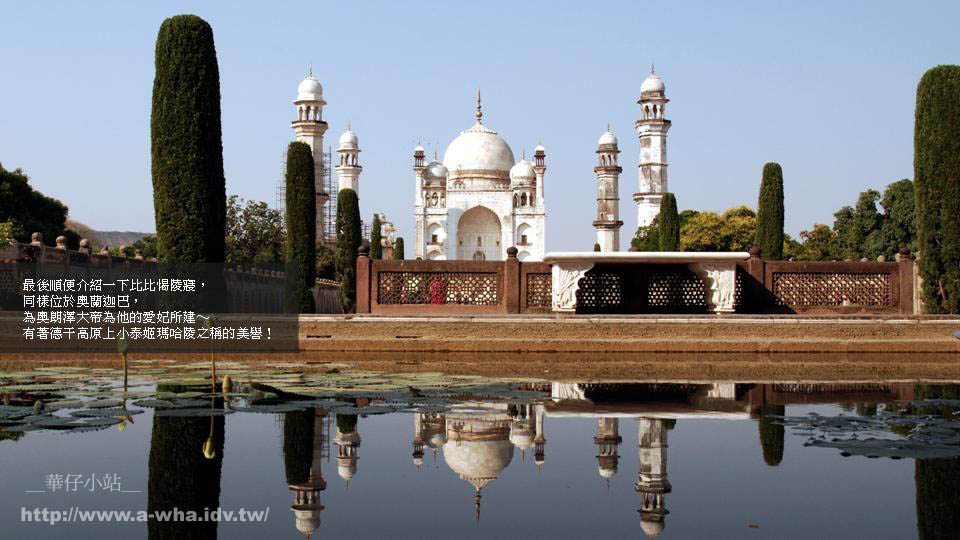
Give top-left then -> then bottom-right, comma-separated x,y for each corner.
151,15 -> 226,263
681,206 -> 756,252
783,233 -> 803,260
335,189 -> 361,313
225,195 -> 284,263
394,237 -> 405,260
284,141 -> 316,313
834,190 -> 881,260
797,224 -> 841,261
915,65 -> 960,313
369,214 -> 382,260
0,164 -> 70,245
756,162 -> 785,259
316,243 -> 336,281
0,221 -> 12,246
658,193 -> 680,251
631,215 -> 660,251
876,179 -> 917,258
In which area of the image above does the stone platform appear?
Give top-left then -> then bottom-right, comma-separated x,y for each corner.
299,314 -> 960,354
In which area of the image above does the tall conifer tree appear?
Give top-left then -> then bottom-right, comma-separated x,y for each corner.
369,214 -> 382,260
915,65 -> 960,313
658,193 -> 680,251
151,15 -> 225,263
284,141 -> 316,313
336,189 -> 361,312
755,162 -> 785,259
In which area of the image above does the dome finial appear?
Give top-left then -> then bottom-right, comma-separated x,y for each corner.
607,121 -> 611,132
476,88 -> 483,123
347,120 -> 351,131
308,64 -> 313,78
522,148 -> 526,160
651,61 -> 655,75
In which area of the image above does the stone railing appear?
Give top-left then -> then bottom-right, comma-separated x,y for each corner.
356,247 -> 917,316
0,236 -> 291,313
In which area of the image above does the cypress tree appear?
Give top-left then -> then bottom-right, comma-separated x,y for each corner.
755,162 -> 785,260
593,243 -> 601,252
336,189 -> 361,313
394,237 -> 405,260
658,193 -> 680,251
151,15 -> 225,263
282,409 -> 315,485
369,214 -> 382,260
284,141 -> 316,313
758,404 -> 785,466
915,65 -> 960,313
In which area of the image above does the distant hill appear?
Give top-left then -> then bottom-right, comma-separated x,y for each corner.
66,219 -> 151,248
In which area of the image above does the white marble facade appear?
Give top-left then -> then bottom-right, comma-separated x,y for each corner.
414,94 -> 546,261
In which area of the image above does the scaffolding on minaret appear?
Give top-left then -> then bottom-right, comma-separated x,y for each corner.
277,146 -> 337,244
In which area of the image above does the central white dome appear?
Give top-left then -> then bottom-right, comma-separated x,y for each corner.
442,122 -> 515,175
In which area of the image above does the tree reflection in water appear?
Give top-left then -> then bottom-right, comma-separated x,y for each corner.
147,395 -> 225,540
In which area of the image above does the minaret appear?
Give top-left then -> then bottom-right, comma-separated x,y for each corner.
292,67 -> 329,242
634,65 -> 671,228
533,403 -> 547,469
594,417 -> 622,482
412,413 -> 425,469
336,123 -> 362,193
533,142 -> 546,206
334,414 -> 361,484
289,410 -> 327,539
636,418 -> 671,538
594,127 -> 623,251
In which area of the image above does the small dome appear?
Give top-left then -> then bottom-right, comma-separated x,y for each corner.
641,74 -> 665,95
339,129 -> 358,150
509,159 -> 536,184
428,432 -> 448,448
337,463 -> 356,480
641,520 -> 665,538
414,143 -> 425,153
413,456 -> 424,467
599,466 -> 617,479
423,160 -> 448,186
297,76 -> 324,101
534,143 -> 545,154
598,131 -> 618,146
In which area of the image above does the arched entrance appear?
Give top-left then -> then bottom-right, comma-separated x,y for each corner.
457,206 -> 502,260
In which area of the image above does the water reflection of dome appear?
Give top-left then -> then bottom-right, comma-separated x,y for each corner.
441,413 -> 514,520
509,419 -> 535,453
641,519 -> 665,538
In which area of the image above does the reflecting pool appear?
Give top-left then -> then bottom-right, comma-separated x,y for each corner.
2,368 -> 959,539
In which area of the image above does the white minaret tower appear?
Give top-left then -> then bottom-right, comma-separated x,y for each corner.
634,66 -> 671,228
636,417 -> 671,538
292,67 -> 329,242
594,127 -> 623,251
336,123 -> 362,193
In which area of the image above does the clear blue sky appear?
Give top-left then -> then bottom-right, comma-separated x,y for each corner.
2,1 -> 957,250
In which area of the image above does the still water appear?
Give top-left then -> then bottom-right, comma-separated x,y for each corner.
2,376 -> 959,539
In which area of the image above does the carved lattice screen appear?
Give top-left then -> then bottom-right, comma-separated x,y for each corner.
646,270 -> 706,308
525,273 -> 552,307
772,272 -> 891,307
576,272 -> 624,309
377,271 -> 500,305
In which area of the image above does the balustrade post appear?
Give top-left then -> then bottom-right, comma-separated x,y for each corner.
896,248 -> 914,314
356,244 -> 371,314
505,247 -> 520,314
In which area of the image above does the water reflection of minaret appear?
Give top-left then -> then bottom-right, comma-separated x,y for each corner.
509,404 -> 536,461
595,417 -> 622,483
636,418 -> 671,538
334,414 -> 361,483
533,403 -> 546,469
286,409 -> 328,538
413,412 -> 447,467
